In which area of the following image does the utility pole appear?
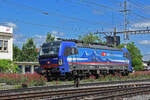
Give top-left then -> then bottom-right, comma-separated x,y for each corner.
123,0 -> 128,40
113,27 -> 117,47
121,0 -> 129,48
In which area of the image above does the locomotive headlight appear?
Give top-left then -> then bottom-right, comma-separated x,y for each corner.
47,61 -> 50,64
58,59 -> 63,66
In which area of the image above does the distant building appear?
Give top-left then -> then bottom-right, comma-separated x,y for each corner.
36,48 -> 40,53
143,61 -> 149,66
0,25 -> 13,60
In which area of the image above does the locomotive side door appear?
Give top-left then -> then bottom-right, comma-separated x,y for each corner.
64,47 -> 78,71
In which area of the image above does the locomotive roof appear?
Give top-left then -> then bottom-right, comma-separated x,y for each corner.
42,41 -> 121,51
42,41 -> 61,47
55,38 -> 121,51
77,43 -> 122,51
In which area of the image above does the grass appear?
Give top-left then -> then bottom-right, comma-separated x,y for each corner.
46,80 -> 74,86
0,84 -> 22,90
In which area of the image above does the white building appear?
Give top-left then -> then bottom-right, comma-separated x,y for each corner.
0,25 -> 13,60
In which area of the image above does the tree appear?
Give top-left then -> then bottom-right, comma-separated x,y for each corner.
46,32 -> 55,42
78,32 -> 102,44
21,38 -> 38,62
118,42 -> 143,71
13,45 -> 22,61
148,60 -> 150,66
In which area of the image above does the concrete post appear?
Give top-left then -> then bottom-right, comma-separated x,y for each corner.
22,65 -> 25,74
31,65 -> 34,74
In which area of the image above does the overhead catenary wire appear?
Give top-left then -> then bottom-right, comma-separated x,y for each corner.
79,0 -> 119,11
0,0 -> 105,26
1,0 -> 150,39
132,12 -> 150,21
128,0 -> 145,10
119,0 -> 150,30
129,0 -> 146,7
128,0 -> 150,18
121,0 -> 150,26
0,17 -> 73,30
64,0 -> 123,29
64,0 -> 103,12
0,0 -> 126,31
0,0 -> 98,35
63,0 -> 118,15
0,17 -> 94,37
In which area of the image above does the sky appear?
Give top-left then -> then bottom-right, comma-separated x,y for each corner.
0,0 -> 150,60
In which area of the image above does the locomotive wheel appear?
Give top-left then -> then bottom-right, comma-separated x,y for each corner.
124,71 -> 129,76
95,74 -> 99,79
67,76 -> 73,81
60,76 -> 66,81
47,77 -> 53,81
121,72 -> 127,76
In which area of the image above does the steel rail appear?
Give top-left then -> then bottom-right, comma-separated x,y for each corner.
0,83 -> 150,100
51,85 -> 150,100
92,87 -> 150,100
0,85 -> 122,100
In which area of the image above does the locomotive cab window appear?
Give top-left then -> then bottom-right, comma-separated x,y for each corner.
39,41 -> 61,57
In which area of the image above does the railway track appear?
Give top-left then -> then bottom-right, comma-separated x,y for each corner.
52,85 -> 150,100
0,79 -> 150,100
1,79 -> 150,94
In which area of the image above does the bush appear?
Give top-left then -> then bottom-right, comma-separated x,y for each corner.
134,65 -> 144,71
0,73 -> 47,86
83,71 -> 150,83
0,59 -> 18,73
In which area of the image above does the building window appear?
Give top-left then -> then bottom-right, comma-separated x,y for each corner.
0,40 -> 2,50
0,40 -> 8,52
4,41 -> 8,51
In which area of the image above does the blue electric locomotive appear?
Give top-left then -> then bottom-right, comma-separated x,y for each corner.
38,41 -> 132,80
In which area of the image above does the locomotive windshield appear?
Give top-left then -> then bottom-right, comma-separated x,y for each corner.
39,41 -> 61,57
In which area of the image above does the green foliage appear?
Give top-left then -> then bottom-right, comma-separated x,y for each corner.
118,42 -> 143,71
21,38 -> 38,62
0,59 -> 18,73
13,38 -> 38,62
46,32 -> 55,42
13,45 -> 22,61
13,32 -> 55,62
148,60 -> 150,66
78,32 -> 102,44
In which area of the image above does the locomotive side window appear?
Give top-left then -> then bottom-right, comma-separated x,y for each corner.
72,47 -> 78,55
64,47 -> 78,56
123,52 -> 130,59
